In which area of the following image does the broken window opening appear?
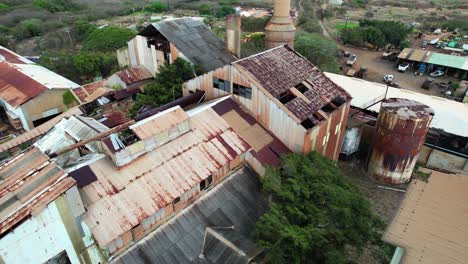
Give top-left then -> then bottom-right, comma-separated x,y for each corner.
295,83 -> 308,94
301,118 -> 316,129
233,83 -> 252,99
278,91 -> 296,104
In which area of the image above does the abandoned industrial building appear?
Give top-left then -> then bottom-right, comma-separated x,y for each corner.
117,17 -> 235,75
184,45 -> 352,160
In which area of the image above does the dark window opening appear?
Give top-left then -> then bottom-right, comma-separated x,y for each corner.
313,113 -> 324,121
301,119 -> 316,129
200,175 -> 213,191
233,83 -> 252,99
295,83 -> 308,94
278,91 -> 296,104
321,103 -> 336,113
46,250 -> 71,264
173,197 -> 180,204
32,112 -> 61,127
332,96 -> 346,107
213,78 -> 230,92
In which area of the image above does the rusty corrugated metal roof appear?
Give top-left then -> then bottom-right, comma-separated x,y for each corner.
234,45 -> 351,123
0,62 -> 48,107
0,46 -> 32,64
0,147 -> 76,236
115,66 -> 153,85
81,106 -> 250,247
98,111 -> 132,128
73,79 -> 110,103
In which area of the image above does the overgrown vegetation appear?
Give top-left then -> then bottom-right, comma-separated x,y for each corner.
62,90 -> 78,107
256,152 -> 392,263
83,26 -> 136,52
129,58 -> 197,117
33,0 -> 75,13
39,51 -> 118,82
241,16 -> 269,32
340,19 -> 412,48
241,32 -> 265,58
295,32 -> 340,73
145,1 -> 168,13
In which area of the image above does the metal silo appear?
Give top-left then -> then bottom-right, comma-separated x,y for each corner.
368,98 -> 434,184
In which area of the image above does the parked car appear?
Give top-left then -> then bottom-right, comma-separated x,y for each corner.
346,54 -> 357,66
422,78 -> 434,90
383,74 -> 394,83
430,70 -> 444,77
343,51 -> 351,57
398,62 -> 411,72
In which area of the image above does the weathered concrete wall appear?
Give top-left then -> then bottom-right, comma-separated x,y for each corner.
0,199 -> 82,264
424,148 -> 468,172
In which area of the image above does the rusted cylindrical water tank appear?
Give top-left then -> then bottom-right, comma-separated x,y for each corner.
368,98 -> 434,184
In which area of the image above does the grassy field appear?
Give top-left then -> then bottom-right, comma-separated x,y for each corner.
335,21 -> 359,31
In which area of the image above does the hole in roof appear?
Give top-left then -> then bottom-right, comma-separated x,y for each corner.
332,96 -> 346,107
295,83 -> 308,94
278,91 -> 296,104
321,103 -> 336,113
301,119 -> 315,129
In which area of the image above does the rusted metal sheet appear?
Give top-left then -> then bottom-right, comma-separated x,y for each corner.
73,79 -> 109,102
98,111 -> 132,128
82,106 -> 250,247
115,66 -> 153,86
0,147 -> 76,236
368,98 -> 434,184
0,62 -> 47,107
0,47 -> 31,64
130,106 -> 189,140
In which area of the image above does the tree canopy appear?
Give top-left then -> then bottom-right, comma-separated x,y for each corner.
83,26 -> 136,52
129,58 -> 196,117
295,32 -> 340,73
256,152 -> 387,263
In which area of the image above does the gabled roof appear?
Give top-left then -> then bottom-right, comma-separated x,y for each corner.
233,45 -> 351,125
0,147 -> 76,236
111,166 -> 267,264
0,62 -> 80,107
141,18 -> 234,73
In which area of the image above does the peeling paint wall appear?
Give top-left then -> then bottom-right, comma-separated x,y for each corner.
0,200 -> 82,264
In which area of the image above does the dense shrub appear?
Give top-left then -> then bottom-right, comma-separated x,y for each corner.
0,2 -> 9,11
14,19 -> 44,40
241,17 -> 269,32
33,0 -> 74,13
145,1 -> 168,12
199,4 -> 211,15
241,33 -> 265,58
39,51 -> 118,82
214,5 -> 235,18
295,32 -> 340,73
83,26 -> 136,52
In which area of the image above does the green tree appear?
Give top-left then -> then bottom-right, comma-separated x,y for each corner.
72,52 -> 102,76
340,27 -> 365,46
215,5 -> 235,18
364,26 -> 385,48
199,4 -> 211,15
33,0 -> 74,12
360,19 -> 411,46
14,19 -> 45,40
83,26 -> 136,52
130,58 -> 196,117
241,17 -> 269,32
256,152 -> 388,263
145,1 -> 168,12
295,32 -> 340,73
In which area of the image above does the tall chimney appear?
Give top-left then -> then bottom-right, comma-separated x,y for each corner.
265,0 -> 296,49
226,14 -> 241,58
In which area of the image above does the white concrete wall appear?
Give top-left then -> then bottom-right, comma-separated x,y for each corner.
0,99 -> 30,131
128,35 -> 157,76
0,201 -> 81,264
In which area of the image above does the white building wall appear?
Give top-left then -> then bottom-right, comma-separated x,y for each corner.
0,99 -> 30,131
128,35 -> 156,75
0,201 -> 81,264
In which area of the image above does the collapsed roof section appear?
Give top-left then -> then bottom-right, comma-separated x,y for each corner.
233,45 -> 351,128
139,18 -> 234,73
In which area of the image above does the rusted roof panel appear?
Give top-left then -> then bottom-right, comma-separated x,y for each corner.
116,66 -> 153,85
73,79 -> 109,103
0,147 -> 76,236
234,45 -> 351,123
82,107 -> 250,247
0,62 -> 47,107
0,47 -> 32,64
111,86 -> 141,100
130,106 -> 189,140
98,111 -> 132,128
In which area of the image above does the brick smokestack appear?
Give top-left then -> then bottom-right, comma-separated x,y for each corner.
226,14 -> 241,58
265,0 -> 296,49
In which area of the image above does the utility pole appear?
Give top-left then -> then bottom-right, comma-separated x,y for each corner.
344,16 -> 350,30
